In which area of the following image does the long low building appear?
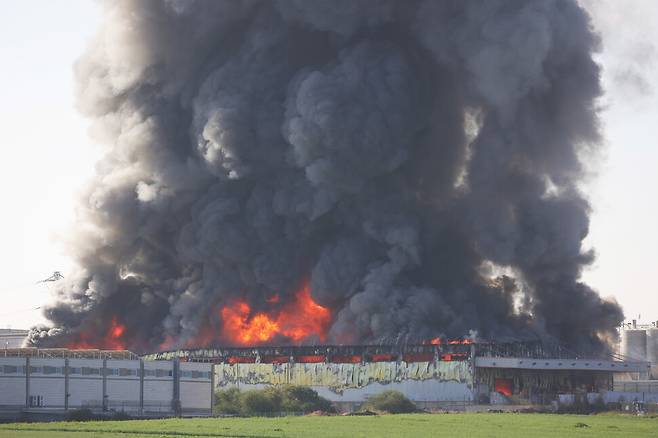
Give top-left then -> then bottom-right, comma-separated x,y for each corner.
0,349 -> 213,420
1,342 -> 652,418
0,329 -> 28,349
148,342 -> 651,411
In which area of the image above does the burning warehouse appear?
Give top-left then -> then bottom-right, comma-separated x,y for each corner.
143,340 -> 650,411
17,0 -> 644,416
1,340 -> 650,418
28,0 -> 623,358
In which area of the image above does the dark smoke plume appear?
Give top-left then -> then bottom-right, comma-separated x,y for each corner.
28,0 -> 622,353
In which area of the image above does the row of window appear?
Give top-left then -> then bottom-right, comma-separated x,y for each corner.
106,368 -> 139,376
180,370 -> 212,379
1,365 -> 209,379
26,396 -> 173,408
144,369 -> 173,377
2,365 -> 26,374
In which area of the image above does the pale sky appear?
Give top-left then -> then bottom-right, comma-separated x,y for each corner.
0,1 -> 656,329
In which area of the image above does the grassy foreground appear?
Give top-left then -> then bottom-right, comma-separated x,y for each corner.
1,413 -> 657,438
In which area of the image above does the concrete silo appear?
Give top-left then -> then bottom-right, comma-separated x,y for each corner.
646,326 -> 658,378
646,327 -> 658,362
621,327 -> 647,362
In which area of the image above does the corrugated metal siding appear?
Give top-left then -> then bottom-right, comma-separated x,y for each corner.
180,362 -> 211,410
105,359 -> 140,410
180,381 -> 211,410
28,359 -> 65,408
1,357 -> 206,413
143,361 -> 173,411
0,358 -> 26,406
106,380 -> 140,411
68,359 -> 104,408
0,378 -> 25,406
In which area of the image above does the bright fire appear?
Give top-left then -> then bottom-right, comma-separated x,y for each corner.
67,317 -> 127,350
220,282 -> 331,345
448,338 -> 474,345
427,337 -> 473,345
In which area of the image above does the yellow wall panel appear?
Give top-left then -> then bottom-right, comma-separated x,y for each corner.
215,361 -> 472,393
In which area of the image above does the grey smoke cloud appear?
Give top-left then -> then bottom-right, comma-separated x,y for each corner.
28,0 -> 622,353
579,0 -> 657,102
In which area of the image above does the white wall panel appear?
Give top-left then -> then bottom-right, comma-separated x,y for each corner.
179,363 -> 211,410
29,359 -> 65,408
68,359 -> 103,408
143,361 -> 173,411
29,378 -> 65,408
0,378 -> 25,407
105,359 -> 141,411
0,358 -> 26,369
0,358 -> 26,406
180,381 -> 211,410
106,380 -> 141,411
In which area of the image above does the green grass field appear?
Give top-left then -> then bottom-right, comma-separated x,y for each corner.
1,413 -> 657,438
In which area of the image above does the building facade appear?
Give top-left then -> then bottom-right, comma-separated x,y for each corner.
619,319 -> 658,378
0,349 -> 212,420
149,342 -> 650,411
1,342 -> 652,418
215,359 -> 473,411
0,329 -> 28,349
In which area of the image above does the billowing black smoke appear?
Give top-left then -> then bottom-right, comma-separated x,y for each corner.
28,0 -> 622,353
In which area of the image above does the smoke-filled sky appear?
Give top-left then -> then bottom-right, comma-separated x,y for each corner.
0,1 -> 656,350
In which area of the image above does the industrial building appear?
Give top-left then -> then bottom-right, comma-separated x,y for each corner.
147,341 -> 652,411
0,329 -> 28,349
1,339 -> 654,419
0,348 -> 212,421
614,319 -> 658,405
619,319 -> 658,378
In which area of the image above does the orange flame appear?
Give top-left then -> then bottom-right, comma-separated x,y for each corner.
67,317 -> 127,350
158,335 -> 176,351
425,337 -> 473,345
448,338 -> 474,345
220,282 -> 331,345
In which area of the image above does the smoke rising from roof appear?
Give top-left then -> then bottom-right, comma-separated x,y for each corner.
28,0 -> 622,353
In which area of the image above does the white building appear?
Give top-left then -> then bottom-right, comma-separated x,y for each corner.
0,329 -> 28,349
0,349 -> 212,419
619,319 -> 658,379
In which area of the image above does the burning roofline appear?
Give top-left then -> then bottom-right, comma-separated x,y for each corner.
5,340 -> 635,369
141,339 -> 562,362
144,342 -> 474,363
141,339 -> 626,363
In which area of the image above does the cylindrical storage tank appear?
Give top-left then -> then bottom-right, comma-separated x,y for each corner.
645,328 -> 658,364
621,329 -> 647,361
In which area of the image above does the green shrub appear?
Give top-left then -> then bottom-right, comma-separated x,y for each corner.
280,386 -> 335,414
214,386 -> 335,416
241,389 -> 279,414
362,391 -> 417,414
214,387 -> 242,415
